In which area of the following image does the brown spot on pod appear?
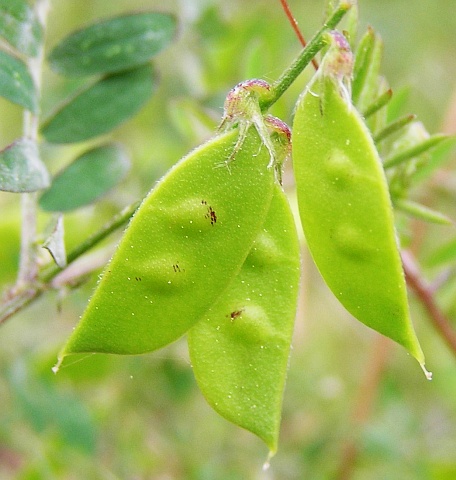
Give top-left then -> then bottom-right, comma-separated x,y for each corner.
162,198 -> 219,234
172,263 -> 184,273
227,309 -> 244,322
131,257 -> 188,293
202,200 -> 217,225
226,304 -> 285,346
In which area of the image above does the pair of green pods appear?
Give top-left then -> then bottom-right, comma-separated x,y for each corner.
57,119 -> 300,453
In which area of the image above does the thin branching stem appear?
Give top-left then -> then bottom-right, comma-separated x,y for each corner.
261,2 -> 351,110
0,201 -> 139,326
279,0 -> 319,69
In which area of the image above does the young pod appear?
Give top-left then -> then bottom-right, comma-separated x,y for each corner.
188,183 -> 300,454
292,32 -> 428,373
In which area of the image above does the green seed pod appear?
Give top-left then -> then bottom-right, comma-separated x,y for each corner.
55,126 -> 275,365
188,183 -> 300,455
292,31 -> 429,375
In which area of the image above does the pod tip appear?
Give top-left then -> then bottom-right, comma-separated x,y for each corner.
420,363 -> 433,381
262,450 -> 275,471
52,354 -> 64,374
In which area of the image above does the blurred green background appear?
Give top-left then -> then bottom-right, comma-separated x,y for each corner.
1,1 -> 455,478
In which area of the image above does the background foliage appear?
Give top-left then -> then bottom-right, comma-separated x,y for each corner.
0,0 -> 455,478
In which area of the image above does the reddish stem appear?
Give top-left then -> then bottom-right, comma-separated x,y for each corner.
402,250 -> 456,357
279,0 -> 319,70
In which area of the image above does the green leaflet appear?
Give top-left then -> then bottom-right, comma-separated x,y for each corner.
292,34 -> 427,372
188,184 -> 300,455
394,199 -> 453,226
0,50 -> 37,112
0,138 -> 49,192
384,134 -> 448,170
55,127 -> 275,365
48,12 -> 176,76
40,65 -> 156,144
39,144 -> 130,212
352,27 -> 383,113
0,0 -> 43,57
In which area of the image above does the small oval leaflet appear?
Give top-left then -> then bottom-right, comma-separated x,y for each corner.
0,0 -> 44,57
39,144 -> 130,212
0,138 -> 49,192
0,50 -> 37,112
48,12 -> 176,76
40,64 -> 156,144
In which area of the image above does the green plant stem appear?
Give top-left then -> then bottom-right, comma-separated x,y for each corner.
279,0 -> 319,69
17,0 -> 51,287
0,201 -> 140,326
261,1 -> 351,110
